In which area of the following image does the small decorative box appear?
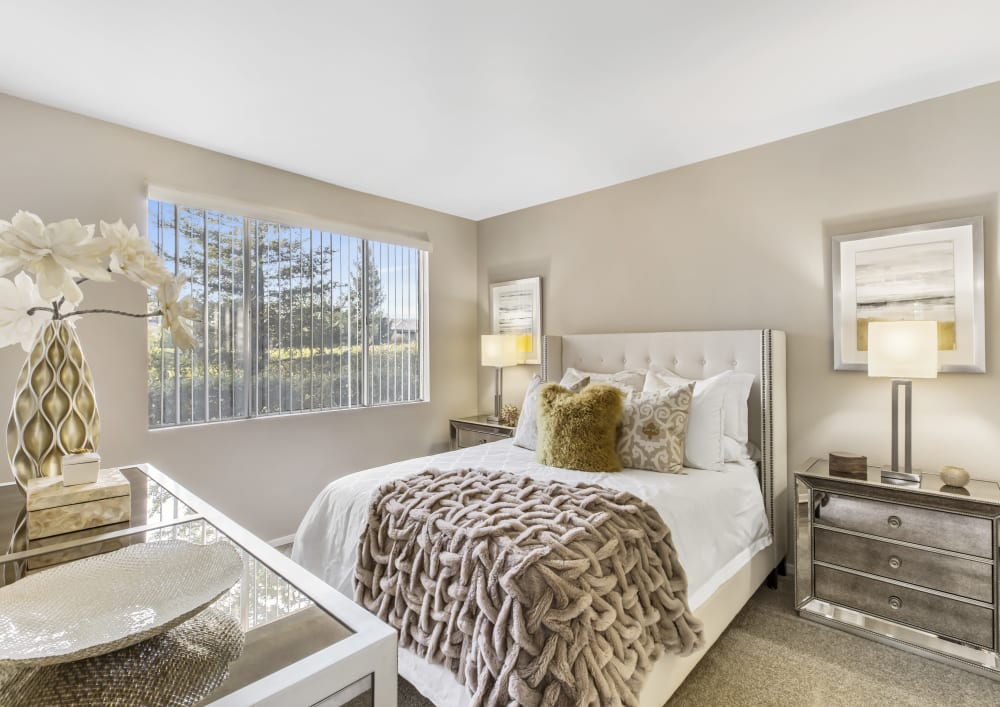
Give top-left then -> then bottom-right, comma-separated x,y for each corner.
828,451 -> 868,480
61,451 -> 101,486
26,469 -> 131,541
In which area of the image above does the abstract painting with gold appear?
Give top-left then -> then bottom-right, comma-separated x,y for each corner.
833,216 -> 984,373
854,240 -> 956,352
490,277 -> 542,365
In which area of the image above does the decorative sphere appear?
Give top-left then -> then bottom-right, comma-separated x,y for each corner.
940,465 -> 970,488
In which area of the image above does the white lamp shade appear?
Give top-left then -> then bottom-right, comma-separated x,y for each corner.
481,334 -> 519,367
867,321 -> 939,379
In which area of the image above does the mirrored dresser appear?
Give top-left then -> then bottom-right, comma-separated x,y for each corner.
0,464 -> 397,706
795,457 -> 1000,679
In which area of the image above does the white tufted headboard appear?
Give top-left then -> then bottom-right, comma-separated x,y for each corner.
541,330 -> 788,571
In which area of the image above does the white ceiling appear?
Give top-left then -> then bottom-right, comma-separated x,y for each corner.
2,1 -> 1000,220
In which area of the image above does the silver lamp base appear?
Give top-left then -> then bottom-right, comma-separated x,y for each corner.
488,366 -> 503,425
883,378 -> 920,486
880,465 -> 921,485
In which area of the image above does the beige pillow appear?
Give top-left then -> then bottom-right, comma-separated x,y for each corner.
617,383 -> 695,473
536,383 -> 624,473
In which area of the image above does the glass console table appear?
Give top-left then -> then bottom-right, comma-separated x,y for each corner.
0,464 -> 397,706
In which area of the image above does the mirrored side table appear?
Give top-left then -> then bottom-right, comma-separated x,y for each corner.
449,415 -> 514,449
795,457 -> 1000,681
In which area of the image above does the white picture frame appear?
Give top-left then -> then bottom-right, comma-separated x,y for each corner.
490,277 -> 542,365
832,216 -> 985,373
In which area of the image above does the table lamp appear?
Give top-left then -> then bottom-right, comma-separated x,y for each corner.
867,320 -> 938,483
481,334 -> 519,423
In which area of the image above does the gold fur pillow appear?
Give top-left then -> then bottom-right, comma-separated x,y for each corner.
536,383 -> 625,472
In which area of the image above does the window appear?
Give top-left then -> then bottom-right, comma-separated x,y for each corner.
147,198 -> 425,428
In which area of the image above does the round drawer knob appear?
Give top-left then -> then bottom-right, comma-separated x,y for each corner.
887,515 -> 902,529
888,556 -> 902,570
888,596 -> 903,610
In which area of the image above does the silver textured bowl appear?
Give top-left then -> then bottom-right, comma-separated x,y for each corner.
0,540 -> 242,666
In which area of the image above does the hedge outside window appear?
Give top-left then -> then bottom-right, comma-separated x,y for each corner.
147,199 -> 425,427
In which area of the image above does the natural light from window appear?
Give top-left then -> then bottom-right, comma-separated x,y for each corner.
146,199 -> 425,428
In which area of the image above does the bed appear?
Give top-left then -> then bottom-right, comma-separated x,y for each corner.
293,329 -> 787,706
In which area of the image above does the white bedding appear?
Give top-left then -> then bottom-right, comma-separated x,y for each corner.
294,437 -> 771,608
292,438 -> 772,705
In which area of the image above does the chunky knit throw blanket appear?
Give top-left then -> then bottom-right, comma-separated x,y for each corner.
356,469 -> 703,707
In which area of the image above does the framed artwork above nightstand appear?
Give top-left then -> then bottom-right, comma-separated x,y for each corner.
449,415 -> 514,450
831,216 -> 985,373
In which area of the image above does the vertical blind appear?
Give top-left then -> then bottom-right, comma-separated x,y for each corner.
147,199 -> 425,428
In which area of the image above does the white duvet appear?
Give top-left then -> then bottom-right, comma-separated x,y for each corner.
292,438 -> 771,611
293,439 -> 772,706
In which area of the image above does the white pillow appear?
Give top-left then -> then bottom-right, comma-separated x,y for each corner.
724,437 -> 754,463
644,367 -> 755,460
513,374 -> 589,451
560,367 -> 645,394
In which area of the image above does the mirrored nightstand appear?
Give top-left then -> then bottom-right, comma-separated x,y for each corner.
795,457 -> 1000,681
449,415 -> 514,449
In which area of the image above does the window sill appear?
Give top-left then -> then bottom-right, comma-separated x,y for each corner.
147,398 -> 430,432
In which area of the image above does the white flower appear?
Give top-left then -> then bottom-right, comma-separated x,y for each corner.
156,274 -> 200,352
0,272 -> 52,352
100,220 -> 172,289
0,211 -> 112,304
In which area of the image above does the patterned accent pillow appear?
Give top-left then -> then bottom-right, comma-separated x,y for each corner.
513,374 -> 590,451
617,383 -> 695,473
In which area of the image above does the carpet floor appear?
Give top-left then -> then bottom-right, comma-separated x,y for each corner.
391,578 -> 1000,706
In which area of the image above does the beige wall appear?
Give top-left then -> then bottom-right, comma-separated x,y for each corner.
6,80 -> 1000,547
0,93 -> 478,540
478,82 -> 1000,520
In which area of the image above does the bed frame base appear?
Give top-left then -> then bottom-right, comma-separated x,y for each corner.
638,547 -> 775,706
766,559 -> 788,589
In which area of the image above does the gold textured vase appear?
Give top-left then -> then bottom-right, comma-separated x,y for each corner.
6,321 -> 101,491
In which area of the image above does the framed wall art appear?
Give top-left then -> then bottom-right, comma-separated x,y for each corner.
832,216 -> 985,373
490,277 -> 542,364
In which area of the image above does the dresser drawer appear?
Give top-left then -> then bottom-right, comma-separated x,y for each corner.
814,527 -> 994,603
456,428 -> 507,448
815,564 -> 994,648
815,492 -> 993,558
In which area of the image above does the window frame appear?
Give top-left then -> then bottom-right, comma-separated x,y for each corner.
146,197 -> 430,430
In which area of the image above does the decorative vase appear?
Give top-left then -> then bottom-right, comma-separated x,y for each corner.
6,320 -> 100,491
